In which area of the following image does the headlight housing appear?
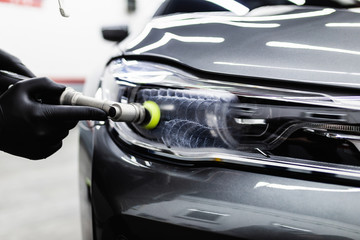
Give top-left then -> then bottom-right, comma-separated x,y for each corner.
100,58 -> 360,180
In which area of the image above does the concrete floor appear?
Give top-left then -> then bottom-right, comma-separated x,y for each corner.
0,127 -> 82,240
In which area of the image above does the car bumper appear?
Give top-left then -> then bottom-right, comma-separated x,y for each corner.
79,122 -> 360,240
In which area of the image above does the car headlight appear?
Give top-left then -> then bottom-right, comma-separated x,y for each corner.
100,58 -> 360,180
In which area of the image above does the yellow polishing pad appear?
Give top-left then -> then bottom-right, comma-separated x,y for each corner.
143,101 -> 161,130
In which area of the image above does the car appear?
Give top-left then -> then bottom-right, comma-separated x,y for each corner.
78,0 -> 360,239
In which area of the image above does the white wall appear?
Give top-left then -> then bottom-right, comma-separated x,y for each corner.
0,0 -> 164,80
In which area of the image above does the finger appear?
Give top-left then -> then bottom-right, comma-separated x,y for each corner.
42,105 -> 107,121
32,124 -> 71,143
63,120 -> 78,130
0,49 -> 35,78
29,142 -> 63,160
14,62 -> 36,78
0,71 -> 25,92
39,129 -> 70,145
0,136 -> 62,160
5,62 -> 35,78
17,77 -> 65,97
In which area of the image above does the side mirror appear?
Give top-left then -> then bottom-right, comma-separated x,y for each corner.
101,25 -> 129,42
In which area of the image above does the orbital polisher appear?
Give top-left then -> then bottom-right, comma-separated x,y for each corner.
60,87 -> 161,130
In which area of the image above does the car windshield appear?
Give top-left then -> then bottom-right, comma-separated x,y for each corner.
155,0 -> 360,16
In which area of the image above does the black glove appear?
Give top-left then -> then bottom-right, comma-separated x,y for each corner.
0,49 -> 35,94
0,77 -> 107,160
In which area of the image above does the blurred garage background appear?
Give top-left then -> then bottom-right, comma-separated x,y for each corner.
0,0 -> 163,239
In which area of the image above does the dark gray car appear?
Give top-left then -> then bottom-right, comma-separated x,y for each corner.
79,1 -> 360,239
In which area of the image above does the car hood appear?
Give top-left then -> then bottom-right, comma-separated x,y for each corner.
122,6 -> 360,88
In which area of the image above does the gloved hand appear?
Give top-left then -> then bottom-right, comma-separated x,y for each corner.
0,49 -> 35,94
0,77 -> 107,160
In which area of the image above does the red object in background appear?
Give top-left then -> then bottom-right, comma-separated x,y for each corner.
0,0 -> 42,7
51,77 -> 85,85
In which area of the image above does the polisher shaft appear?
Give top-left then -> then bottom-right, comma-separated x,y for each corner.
60,87 -> 146,123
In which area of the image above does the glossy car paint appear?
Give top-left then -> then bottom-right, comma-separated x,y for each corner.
79,5 -> 360,240
80,123 -> 360,239
125,6 -> 360,88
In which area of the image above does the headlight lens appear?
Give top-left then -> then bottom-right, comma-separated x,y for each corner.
101,58 -> 360,179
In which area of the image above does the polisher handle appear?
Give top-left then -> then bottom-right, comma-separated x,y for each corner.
60,87 -> 146,123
